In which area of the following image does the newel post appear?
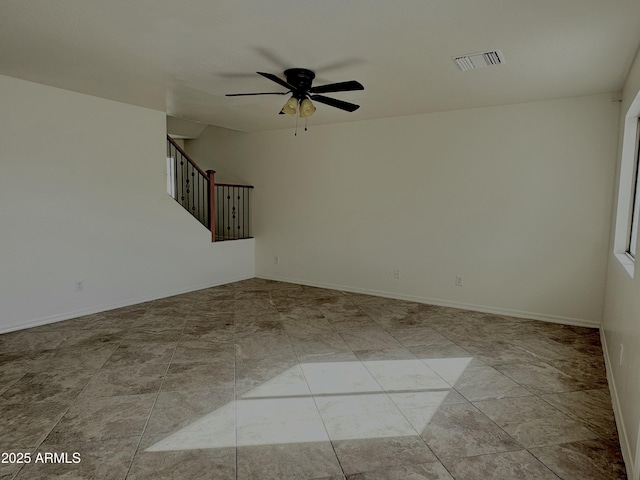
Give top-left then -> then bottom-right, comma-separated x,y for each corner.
207,170 -> 216,242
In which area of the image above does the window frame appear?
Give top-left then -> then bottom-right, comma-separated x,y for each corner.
626,119 -> 640,259
614,91 -> 640,278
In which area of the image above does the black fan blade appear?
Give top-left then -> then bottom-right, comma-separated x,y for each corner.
311,95 -> 360,112
309,80 -> 364,94
257,72 -> 296,91
225,92 -> 288,96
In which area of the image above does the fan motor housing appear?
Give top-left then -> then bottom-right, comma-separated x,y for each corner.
284,68 -> 315,96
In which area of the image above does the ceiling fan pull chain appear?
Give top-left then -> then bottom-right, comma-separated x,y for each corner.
294,111 -> 298,136
304,116 -> 308,132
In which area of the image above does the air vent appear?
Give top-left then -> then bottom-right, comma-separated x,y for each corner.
453,50 -> 504,71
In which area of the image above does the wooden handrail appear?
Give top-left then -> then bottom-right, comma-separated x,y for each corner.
215,183 -> 254,188
167,135 -> 212,178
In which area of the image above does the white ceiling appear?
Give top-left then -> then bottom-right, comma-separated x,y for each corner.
2,0 -> 640,132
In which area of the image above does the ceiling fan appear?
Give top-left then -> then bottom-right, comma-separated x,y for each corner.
226,68 -> 364,117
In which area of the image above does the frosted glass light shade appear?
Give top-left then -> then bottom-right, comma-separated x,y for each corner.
282,96 -> 298,115
299,98 -> 316,117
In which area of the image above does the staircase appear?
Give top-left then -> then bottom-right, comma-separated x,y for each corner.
166,135 -> 253,241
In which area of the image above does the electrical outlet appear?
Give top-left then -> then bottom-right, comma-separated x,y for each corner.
75,280 -> 84,292
274,256 -> 280,265
619,344 -> 624,366
393,268 -> 401,280
455,275 -> 463,287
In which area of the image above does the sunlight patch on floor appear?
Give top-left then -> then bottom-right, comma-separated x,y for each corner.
147,357 -> 473,452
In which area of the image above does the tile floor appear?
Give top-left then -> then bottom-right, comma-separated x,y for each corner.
0,279 -> 626,480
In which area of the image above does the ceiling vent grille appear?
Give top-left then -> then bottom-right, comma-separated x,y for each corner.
453,50 -> 504,71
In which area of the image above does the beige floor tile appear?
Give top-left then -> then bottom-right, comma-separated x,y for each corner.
14,437 -> 139,480
332,435 -> 437,475
237,442 -> 342,480
419,403 -> 522,460
0,279 -> 625,480
529,438 -> 626,480
161,362 -> 234,392
0,401 -> 68,449
144,388 -> 233,437
44,394 -> 156,444
448,365 -> 531,401
540,389 -> 618,438
128,435 -> 235,480
494,361 -> 585,395
78,364 -> 165,398
442,450 -> 560,480
473,396 -> 599,447
0,369 -> 95,405
345,461 -> 453,479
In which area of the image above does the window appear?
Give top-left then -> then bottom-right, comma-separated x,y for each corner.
614,90 -> 640,277
627,120 -> 640,259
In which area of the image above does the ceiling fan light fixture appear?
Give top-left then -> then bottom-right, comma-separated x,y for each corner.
282,96 -> 298,115
299,98 -> 316,118
226,69 -> 363,117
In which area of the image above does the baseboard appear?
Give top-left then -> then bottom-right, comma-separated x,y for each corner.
0,273 -> 254,334
636,422 -> 640,480
600,329 -> 635,480
636,426 -> 640,480
257,273 -> 600,329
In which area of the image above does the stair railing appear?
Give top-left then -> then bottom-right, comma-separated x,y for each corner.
167,135 -> 211,233
215,183 -> 254,241
166,135 -> 253,242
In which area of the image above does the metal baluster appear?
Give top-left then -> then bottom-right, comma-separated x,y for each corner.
215,186 -> 218,239
191,167 -> 195,218
245,189 -> 247,237
215,186 -> 218,240
167,143 -> 171,196
167,143 -> 171,199
224,186 -> 227,240
222,187 -> 229,240
206,178 -> 210,230
197,173 -> 200,223
202,175 -> 205,227
185,160 -> 189,212
180,153 -> 184,207
186,157 -> 190,212
176,150 -> 178,198
185,156 -> 188,209
183,159 -> 188,211
173,146 -> 178,201
187,162 -> 191,214
221,186 -> 223,240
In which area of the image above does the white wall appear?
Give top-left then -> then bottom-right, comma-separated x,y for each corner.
602,44 -> 640,480
186,125 -> 249,185
189,94 -> 619,327
0,75 -> 254,333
